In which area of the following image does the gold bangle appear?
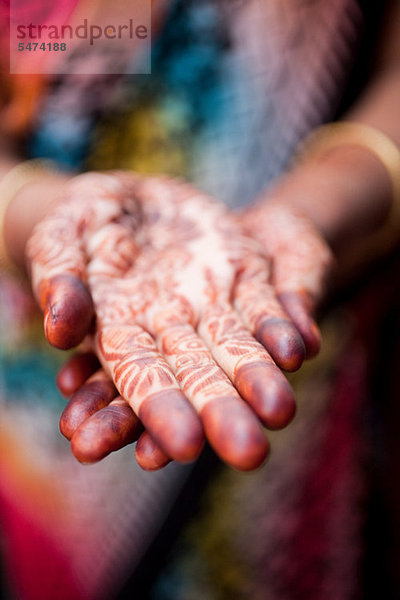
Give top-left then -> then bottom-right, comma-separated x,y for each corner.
0,159 -> 57,275
296,122 -> 400,267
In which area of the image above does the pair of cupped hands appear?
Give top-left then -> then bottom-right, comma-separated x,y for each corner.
26,171 -> 333,471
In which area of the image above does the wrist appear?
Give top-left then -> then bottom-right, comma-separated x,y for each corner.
263,144 -> 392,255
2,167 -> 70,271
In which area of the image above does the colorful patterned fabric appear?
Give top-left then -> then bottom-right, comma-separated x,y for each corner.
0,1 -> 391,598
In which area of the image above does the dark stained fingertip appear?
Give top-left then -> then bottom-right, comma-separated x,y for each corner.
200,397 -> 269,471
70,403 -> 141,463
304,321 -> 321,358
235,362 -> 296,430
278,291 -> 321,358
42,274 -> 94,350
60,377 -> 117,440
56,352 -> 100,396
139,390 -> 204,463
135,431 -> 171,471
255,317 -> 305,372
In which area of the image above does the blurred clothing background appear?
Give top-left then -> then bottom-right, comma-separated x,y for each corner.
1,1 -> 400,599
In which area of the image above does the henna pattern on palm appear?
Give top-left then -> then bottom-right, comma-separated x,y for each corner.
28,172 -> 304,471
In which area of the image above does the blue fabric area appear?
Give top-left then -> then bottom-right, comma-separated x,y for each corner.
29,112 -> 92,169
0,347 -> 65,409
28,0 -> 231,170
151,0 -> 230,126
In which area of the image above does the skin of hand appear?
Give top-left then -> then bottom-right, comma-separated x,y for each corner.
57,351 -> 172,470
26,171 -> 308,471
54,173 -> 335,471
17,128 -> 393,474
240,197 -> 334,359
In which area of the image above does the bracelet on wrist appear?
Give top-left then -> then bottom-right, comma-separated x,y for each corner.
296,121 -> 400,269
0,159 -> 59,276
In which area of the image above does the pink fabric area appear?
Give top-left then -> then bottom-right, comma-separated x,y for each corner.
0,491 -> 86,600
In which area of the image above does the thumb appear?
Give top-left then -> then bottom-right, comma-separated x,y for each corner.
243,202 -> 334,357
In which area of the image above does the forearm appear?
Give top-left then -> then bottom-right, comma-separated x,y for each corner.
287,68 -> 400,252
260,143 -> 392,255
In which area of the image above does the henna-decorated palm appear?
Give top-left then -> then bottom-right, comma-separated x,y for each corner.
27,172 -> 312,471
